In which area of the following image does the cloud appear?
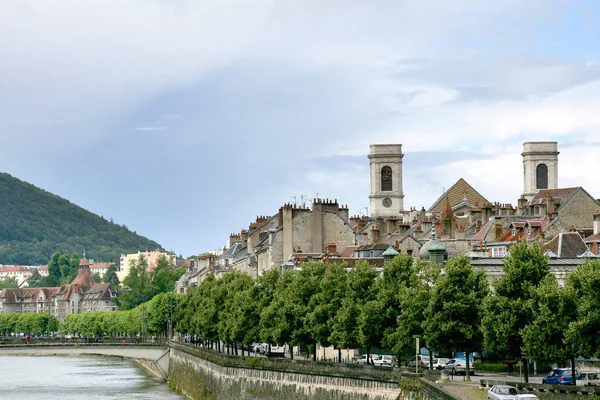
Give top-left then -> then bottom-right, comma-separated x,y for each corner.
1,0 -> 600,255
132,126 -> 168,132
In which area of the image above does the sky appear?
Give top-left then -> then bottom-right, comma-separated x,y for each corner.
1,0 -> 600,257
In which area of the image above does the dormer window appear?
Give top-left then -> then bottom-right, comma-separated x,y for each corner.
511,229 -> 516,236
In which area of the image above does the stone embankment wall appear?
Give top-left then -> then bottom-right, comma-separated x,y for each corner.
168,344 -> 402,400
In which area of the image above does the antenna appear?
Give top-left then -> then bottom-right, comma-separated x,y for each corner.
289,196 -> 297,206
300,195 -> 308,207
360,207 -> 368,216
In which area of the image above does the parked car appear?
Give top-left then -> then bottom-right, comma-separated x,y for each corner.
432,358 -> 450,370
577,372 -> 600,386
356,354 -> 380,365
261,343 -> 285,357
515,395 -> 538,400
373,355 -> 397,367
408,355 -> 436,370
542,368 -> 579,385
443,358 -> 476,375
251,343 -> 262,353
488,385 -> 518,400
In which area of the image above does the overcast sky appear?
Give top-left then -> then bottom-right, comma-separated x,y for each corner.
1,1 -> 600,257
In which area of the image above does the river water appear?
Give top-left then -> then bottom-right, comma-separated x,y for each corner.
0,356 -> 185,400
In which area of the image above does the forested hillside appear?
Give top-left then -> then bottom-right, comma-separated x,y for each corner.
0,172 -> 164,265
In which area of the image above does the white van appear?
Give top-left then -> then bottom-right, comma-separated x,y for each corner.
261,343 -> 285,357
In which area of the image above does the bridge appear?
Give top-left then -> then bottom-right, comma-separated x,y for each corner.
0,345 -> 170,380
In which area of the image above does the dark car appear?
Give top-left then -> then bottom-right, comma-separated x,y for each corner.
542,368 -> 579,385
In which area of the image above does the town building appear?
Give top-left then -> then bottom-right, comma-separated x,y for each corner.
0,265 -> 33,286
0,258 -> 117,319
118,249 -> 175,282
90,262 -> 112,279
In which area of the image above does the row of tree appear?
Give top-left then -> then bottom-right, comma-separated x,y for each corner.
61,292 -> 182,337
173,241 -> 600,383
173,251 -> 488,373
0,293 -> 182,338
0,313 -> 59,336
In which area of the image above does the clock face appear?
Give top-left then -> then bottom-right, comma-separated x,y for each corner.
382,197 -> 392,208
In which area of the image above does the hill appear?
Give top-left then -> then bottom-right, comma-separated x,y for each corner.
0,172 -> 165,265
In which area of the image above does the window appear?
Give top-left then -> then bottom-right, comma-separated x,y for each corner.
536,163 -> 548,189
492,248 -> 506,257
381,167 -> 392,191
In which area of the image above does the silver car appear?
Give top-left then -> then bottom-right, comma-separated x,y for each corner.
488,385 -> 518,400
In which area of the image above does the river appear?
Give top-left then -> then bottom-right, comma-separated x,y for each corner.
0,356 -> 185,399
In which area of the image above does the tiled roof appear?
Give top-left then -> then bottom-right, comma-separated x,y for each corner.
429,178 -> 490,212
541,232 -> 589,258
71,268 -> 95,289
90,262 -> 111,270
0,266 -> 32,273
471,218 -> 495,242
528,187 -> 580,206
585,233 -> 600,243
339,246 -> 359,258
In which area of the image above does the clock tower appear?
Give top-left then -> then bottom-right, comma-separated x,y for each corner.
369,144 -> 404,218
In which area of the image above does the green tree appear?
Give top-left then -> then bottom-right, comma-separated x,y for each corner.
482,241 -> 550,383
118,255 -> 154,310
260,270 -> 297,357
523,275 -> 577,381
47,252 -> 61,286
0,276 -> 19,289
306,262 -> 347,361
26,268 -> 42,287
424,256 -> 489,380
330,260 -> 378,359
69,252 -> 81,280
103,263 -> 120,286
58,253 -> 71,283
564,259 -> 600,379
377,255 -> 415,355
391,259 -> 440,368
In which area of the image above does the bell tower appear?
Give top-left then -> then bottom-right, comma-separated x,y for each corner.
522,141 -> 559,201
369,144 -> 404,217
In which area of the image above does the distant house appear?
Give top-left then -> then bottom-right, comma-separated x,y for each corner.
118,249 -> 175,282
0,265 -> 33,286
90,262 -> 112,279
0,258 -> 117,319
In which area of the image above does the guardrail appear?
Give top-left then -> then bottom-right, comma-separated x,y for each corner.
479,378 -> 600,396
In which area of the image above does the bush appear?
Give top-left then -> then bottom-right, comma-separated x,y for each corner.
475,362 -> 509,373
246,357 -> 266,368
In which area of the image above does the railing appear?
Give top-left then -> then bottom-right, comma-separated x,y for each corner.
480,378 -> 600,396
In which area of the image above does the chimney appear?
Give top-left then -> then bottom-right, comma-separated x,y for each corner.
546,192 -> 554,217
229,233 -> 241,247
369,225 -> 380,244
338,204 -> 349,224
494,222 -> 503,241
240,230 -> 248,247
326,242 -> 337,256
312,200 -> 324,254
518,196 -> 528,215
594,211 -> 600,236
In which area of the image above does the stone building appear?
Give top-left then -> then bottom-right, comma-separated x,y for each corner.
369,144 -> 405,217
0,258 -> 117,319
216,199 -> 358,277
175,254 -> 218,293
522,141 -> 559,201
